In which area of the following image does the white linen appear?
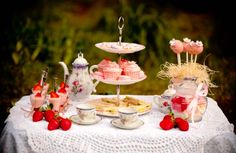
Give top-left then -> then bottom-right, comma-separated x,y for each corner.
1,95 -> 236,153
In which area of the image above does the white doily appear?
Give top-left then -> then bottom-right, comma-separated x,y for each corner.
6,95 -> 235,153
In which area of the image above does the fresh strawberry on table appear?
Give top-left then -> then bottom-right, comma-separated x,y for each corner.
44,110 -> 55,122
32,110 -> 44,122
159,118 -> 174,130
60,118 -> 72,131
48,118 -> 60,131
159,113 -> 175,130
175,117 -> 189,131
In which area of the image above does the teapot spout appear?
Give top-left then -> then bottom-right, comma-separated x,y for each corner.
59,62 -> 70,82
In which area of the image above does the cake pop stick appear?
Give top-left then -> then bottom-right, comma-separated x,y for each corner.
169,39 -> 183,66
183,38 -> 191,63
188,41 -> 195,63
193,41 -> 203,63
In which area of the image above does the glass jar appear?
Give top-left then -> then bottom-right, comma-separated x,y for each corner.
170,77 -> 208,122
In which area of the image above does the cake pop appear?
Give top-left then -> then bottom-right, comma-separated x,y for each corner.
169,39 -> 183,66
193,41 -> 203,62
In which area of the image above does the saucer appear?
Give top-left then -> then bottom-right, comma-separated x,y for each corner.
70,115 -> 102,125
111,119 -> 144,130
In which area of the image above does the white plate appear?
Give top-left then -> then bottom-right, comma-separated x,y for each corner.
92,74 -> 146,85
70,115 -> 102,125
95,42 -> 145,54
111,118 -> 144,130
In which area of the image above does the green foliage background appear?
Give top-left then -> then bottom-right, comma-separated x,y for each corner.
0,0 -> 235,131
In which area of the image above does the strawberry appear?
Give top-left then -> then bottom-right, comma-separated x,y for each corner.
163,114 -> 172,120
60,118 -> 72,131
176,118 -> 189,131
49,91 -> 59,98
58,87 -> 67,94
159,118 -> 174,130
48,118 -> 60,131
35,92 -> 42,97
44,110 -> 55,122
33,84 -> 42,91
60,82 -> 69,88
32,111 -> 44,122
171,96 -> 188,112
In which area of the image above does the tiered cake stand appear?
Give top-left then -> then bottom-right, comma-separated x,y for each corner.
92,16 -> 146,105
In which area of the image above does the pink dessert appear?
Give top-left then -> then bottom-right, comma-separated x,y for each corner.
183,38 -> 191,52
169,39 -> 183,54
93,71 -> 104,80
97,58 -> 113,72
123,63 -> 141,79
118,58 -> 129,69
48,91 -> 61,112
32,83 -> 43,94
192,41 -> 204,55
30,92 -> 45,110
103,67 -> 122,80
57,87 -> 68,107
118,75 -> 131,81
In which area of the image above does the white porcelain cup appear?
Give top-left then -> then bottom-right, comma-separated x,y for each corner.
118,107 -> 138,125
76,104 -> 96,121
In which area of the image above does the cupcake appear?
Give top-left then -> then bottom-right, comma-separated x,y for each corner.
123,63 -> 141,79
98,58 -> 113,72
103,67 -> 122,80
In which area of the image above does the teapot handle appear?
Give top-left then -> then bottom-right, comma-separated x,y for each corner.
89,65 -> 98,74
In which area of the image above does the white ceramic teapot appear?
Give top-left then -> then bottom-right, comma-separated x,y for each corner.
59,52 -> 99,101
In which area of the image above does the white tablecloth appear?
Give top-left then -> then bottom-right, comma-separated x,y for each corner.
1,95 -> 236,153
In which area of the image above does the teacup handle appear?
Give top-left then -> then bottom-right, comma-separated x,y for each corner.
89,65 -> 99,93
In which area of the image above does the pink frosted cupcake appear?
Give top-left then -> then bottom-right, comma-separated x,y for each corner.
98,58 -> 113,72
103,67 -> 122,80
118,58 -> 129,69
123,63 -> 141,79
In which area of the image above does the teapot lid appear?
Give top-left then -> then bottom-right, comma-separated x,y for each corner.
72,52 -> 89,68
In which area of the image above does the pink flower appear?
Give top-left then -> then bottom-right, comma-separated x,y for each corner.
163,101 -> 169,107
73,80 -> 79,86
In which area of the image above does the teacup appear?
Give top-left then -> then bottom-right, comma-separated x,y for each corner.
76,104 -> 96,121
118,107 -> 138,126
